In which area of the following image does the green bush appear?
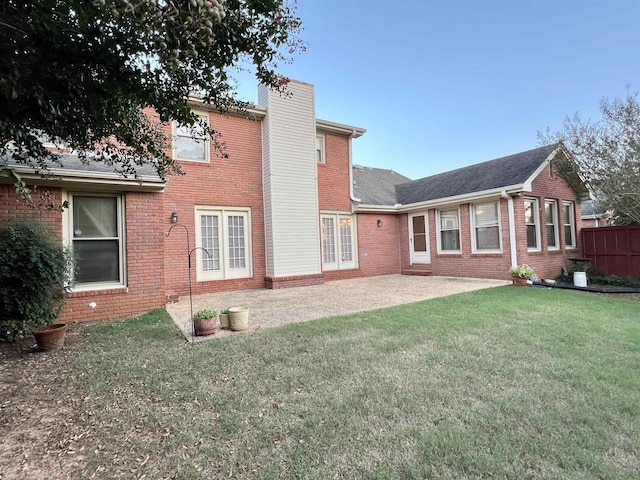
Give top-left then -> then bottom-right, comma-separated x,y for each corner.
0,217 -> 74,342
193,309 -> 217,320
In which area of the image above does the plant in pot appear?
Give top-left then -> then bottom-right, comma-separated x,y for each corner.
508,264 -> 534,286
219,309 -> 231,329
193,309 -> 217,336
0,218 -> 75,349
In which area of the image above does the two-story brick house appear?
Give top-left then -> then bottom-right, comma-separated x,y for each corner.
1,80 -> 583,324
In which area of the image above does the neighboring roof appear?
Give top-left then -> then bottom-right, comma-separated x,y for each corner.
395,144 -> 559,206
353,165 -> 412,205
581,199 -> 606,218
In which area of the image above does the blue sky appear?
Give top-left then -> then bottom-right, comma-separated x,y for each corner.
234,0 -> 640,180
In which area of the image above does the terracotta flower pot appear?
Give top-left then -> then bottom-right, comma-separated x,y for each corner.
194,316 -> 217,336
512,277 -> 529,287
33,323 -> 68,351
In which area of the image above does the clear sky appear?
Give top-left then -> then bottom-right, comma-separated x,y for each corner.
234,0 -> 640,180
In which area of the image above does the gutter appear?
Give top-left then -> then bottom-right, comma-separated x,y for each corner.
354,184 -> 524,213
349,129 -> 361,204
502,190 -> 518,267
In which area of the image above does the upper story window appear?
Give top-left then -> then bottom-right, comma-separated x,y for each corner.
321,213 -> 357,270
471,202 -> 501,253
174,111 -> 210,162
545,199 -> 559,250
316,134 -> 326,164
437,208 -> 461,253
524,198 -> 540,251
68,193 -> 125,289
563,201 -> 576,249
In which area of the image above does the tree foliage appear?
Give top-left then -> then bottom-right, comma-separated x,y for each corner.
540,91 -> 640,225
0,0 -> 302,189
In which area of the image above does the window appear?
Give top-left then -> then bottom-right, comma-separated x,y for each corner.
174,111 -> 209,162
563,201 -> 576,249
545,200 -> 559,249
70,194 -> 125,287
524,198 -> 540,251
321,213 -> 356,270
196,207 -> 251,280
471,202 -> 501,252
316,134 -> 325,164
437,208 -> 461,253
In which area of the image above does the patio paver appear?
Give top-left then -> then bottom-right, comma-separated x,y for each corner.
166,274 -> 510,342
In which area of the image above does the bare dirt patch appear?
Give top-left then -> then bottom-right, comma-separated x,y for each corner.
0,328 -> 89,480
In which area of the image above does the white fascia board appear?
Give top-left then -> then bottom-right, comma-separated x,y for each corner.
186,95 -> 267,120
4,167 -> 165,192
522,147 -> 559,191
316,119 -> 366,137
354,184 -> 526,214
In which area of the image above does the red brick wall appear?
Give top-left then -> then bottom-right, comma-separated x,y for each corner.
516,163 -> 582,280
397,163 -> 582,281
1,184 -> 166,323
317,134 -> 352,212
162,111 -> 267,297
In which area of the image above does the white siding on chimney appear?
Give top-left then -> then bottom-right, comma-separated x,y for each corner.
259,81 -> 321,277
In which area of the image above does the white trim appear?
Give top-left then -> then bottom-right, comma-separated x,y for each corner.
409,212 -> 431,264
524,197 -> 541,252
316,133 -> 326,164
173,109 -> 210,163
316,119 -> 366,137
194,206 -> 252,281
436,207 -> 462,254
545,199 -> 560,250
320,212 -> 358,270
470,201 -> 502,254
66,192 -> 126,290
522,147 -> 560,191
563,201 -> 577,249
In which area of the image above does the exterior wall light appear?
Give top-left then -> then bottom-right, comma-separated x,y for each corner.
171,211 -> 178,223
377,219 -> 383,228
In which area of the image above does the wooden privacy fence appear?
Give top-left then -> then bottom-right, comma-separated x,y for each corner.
582,225 -> 640,279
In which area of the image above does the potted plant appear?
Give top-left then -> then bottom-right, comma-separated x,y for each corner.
193,309 -> 217,336
0,218 -> 74,350
508,264 -> 534,286
219,309 -> 231,329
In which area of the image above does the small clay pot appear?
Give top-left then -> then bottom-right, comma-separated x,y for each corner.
194,316 -> 217,336
33,323 -> 68,351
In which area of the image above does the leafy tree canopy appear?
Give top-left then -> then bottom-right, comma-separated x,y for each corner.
540,91 -> 640,225
0,0 -> 302,193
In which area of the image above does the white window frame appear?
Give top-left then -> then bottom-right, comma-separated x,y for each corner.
173,109 -> 210,163
470,201 -> 502,253
545,199 -> 560,250
320,212 -> 357,270
316,134 -> 326,164
563,201 -> 576,249
436,207 -> 461,254
524,197 -> 541,252
195,206 -> 252,281
65,192 -> 126,291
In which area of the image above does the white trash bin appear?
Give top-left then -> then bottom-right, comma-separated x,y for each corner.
573,271 -> 587,287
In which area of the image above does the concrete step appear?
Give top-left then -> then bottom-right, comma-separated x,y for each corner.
401,269 -> 433,276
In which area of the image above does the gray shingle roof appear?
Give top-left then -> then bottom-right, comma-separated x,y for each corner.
352,165 -> 412,205
395,144 -> 559,205
2,152 -> 163,181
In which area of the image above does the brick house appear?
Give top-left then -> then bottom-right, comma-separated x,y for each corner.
1,80 -> 583,323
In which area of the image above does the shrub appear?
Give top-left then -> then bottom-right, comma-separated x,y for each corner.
509,264 -> 534,278
0,218 -> 74,342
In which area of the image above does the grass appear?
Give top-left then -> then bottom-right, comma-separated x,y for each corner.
72,287 -> 640,479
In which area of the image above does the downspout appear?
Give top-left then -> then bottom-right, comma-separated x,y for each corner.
349,130 -> 361,203
502,190 -> 518,267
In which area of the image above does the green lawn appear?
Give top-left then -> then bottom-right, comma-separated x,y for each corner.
73,287 -> 639,479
